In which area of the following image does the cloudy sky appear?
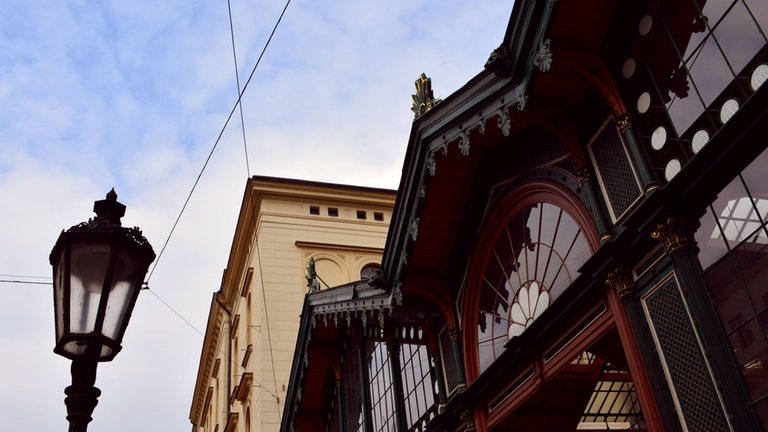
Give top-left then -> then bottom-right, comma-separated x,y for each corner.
0,1 -> 512,430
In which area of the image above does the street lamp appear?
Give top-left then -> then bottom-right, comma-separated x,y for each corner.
50,189 -> 156,432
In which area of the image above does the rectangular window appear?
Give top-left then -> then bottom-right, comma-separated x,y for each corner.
374,212 -> 385,221
400,342 -> 437,429
309,205 -> 320,215
368,341 -> 396,431
328,207 -> 339,217
357,210 -> 367,220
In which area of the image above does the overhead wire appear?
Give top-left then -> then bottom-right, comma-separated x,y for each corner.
145,0 -> 292,403
0,278 -> 52,286
227,0 -> 251,177
3,0 -> 292,408
145,0 -> 292,284
225,0 -> 293,405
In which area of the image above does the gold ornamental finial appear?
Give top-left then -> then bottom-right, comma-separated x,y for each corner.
651,215 -> 698,255
411,73 -> 442,117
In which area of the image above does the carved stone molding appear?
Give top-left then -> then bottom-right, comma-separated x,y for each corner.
605,267 -> 636,300
651,215 -> 699,255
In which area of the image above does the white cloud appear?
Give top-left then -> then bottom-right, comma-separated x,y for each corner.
0,1 -> 513,430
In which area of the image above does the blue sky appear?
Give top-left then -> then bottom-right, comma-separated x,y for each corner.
0,1 -> 512,430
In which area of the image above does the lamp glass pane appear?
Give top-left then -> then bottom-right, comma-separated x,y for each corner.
54,251 -> 65,340
69,242 -> 110,334
102,250 -> 142,341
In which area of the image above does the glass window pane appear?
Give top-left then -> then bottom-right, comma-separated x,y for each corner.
743,1 -> 768,43
752,397 -> 768,430
714,1 -> 766,77
741,145 -> 768,219
697,205 -> 728,269
708,174 -> 753,249
705,255 -> 752,334
727,318 -> 768,401
732,239 -> 768,317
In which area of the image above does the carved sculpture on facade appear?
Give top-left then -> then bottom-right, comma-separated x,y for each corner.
305,257 -> 322,293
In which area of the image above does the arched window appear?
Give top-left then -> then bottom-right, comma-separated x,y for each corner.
464,182 -> 599,376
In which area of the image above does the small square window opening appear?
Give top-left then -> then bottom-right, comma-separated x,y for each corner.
328,207 -> 339,217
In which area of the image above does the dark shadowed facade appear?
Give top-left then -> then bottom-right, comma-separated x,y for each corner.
281,0 -> 768,430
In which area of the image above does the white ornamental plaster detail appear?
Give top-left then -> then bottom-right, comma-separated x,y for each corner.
498,107 -> 512,137
427,152 -> 437,176
394,282 -> 404,306
311,314 -> 317,328
514,94 -> 528,111
409,216 -> 420,241
401,252 -> 408,266
440,142 -> 449,156
297,387 -> 302,403
322,314 -> 328,327
333,313 -> 338,327
534,39 -> 553,72
303,352 -> 309,368
361,310 -> 368,328
458,130 -> 471,156
419,185 -> 426,198
478,117 -> 487,135
378,309 -> 386,328
346,311 -> 352,327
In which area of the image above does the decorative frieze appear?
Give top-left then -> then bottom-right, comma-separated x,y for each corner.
424,89 -> 524,179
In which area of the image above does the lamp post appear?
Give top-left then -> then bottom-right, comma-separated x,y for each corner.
50,189 -> 156,432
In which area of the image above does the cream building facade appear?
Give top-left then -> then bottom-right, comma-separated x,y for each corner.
189,176 -> 395,432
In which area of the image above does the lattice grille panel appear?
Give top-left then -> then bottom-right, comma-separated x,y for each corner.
439,328 -> 460,393
589,123 -> 642,220
644,277 -> 730,431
